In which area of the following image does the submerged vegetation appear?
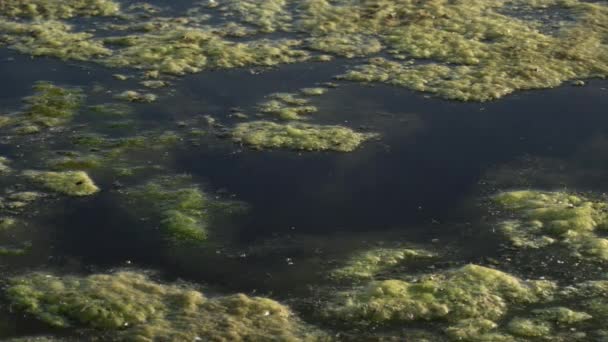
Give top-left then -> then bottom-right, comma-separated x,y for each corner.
0,81 -> 84,134
232,121 -> 376,152
123,176 -> 215,243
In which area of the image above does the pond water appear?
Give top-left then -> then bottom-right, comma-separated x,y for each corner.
1,0 -> 608,341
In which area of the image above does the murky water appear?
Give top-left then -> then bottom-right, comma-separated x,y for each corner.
2,0 -> 608,341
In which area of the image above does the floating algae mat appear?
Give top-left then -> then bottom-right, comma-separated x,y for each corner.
1,0 -> 608,340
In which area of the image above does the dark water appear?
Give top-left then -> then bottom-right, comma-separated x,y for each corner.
2,2 -> 608,340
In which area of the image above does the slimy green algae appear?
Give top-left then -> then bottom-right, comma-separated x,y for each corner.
325,0 -> 608,101
102,27 -> 309,76
124,176 -> 212,242
258,93 -> 317,120
218,0 -> 292,33
0,82 -> 83,135
114,91 -> 157,103
325,264 -> 556,325
6,271 -> 325,341
493,190 -> 608,261
22,82 -> 83,127
330,247 -> 436,281
0,0 -> 120,19
0,20 -> 112,61
233,121 -> 376,152
23,170 -> 99,196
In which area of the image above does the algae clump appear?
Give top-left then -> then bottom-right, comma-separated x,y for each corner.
325,264 -> 556,325
0,0 -> 120,19
493,190 -> 608,261
6,271 -> 324,341
23,170 -> 99,196
232,121 -> 376,152
0,20 -> 112,61
330,247 -> 436,281
124,176 -> 212,242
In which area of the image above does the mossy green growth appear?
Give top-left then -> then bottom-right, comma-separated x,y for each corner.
89,103 -> 133,116
330,247 -> 436,281
307,34 -> 383,58
125,176 -> 211,242
493,190 -> 608,261
218,0 -> 292,33
0,20 -> 112,61
325,264 -> 556,325
20,82 -> 84,128
258,94 -> 318,120
532,307 -> 592,325
314,0 -> 608,101
6,271 -> 323,341
114,91 -> 157,103
232,121 -> 376,152
0,217 -> 18,231
0,242 -> 31,256
23,170 -> 99,196
47,155 -> 102,171
0,0 -> 120,19
300,87 -> 328,96
507,318 -> 552,337
102,26 -> 309,76
0,156 -> 11,173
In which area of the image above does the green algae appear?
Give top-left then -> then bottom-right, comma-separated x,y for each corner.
0,242 -> 31,256
0,156 -> 11,173
6,271 -> 324,340
258,93 -> 318,120
23,170 -> 99,196
0,20 -> 112,61
493,190 -> 608,261
218,0 -> 292,33
532,307 -> 592,325
0,0 -> 120,19
139,80 -> 167,89
0,82 -> 83,136
114,91 -> 157,103
46,155 -> 102,171
330,247 -> 436,281
124,176 -> 212,242
22,82 -> 84,127
330,0 -> 608,101
325,264 -> 556,325
307,34 -> 383,58
102,26 -> 309,76
0,217 -> 17,231
300,87 -> 328,96
507,318 -> 552,337
88,103 -> 133,117
232,121 -> 376,152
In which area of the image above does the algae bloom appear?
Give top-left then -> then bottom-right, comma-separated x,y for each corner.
232,121 -> 376,152
325,264 -> 555,325
493,190 -> 608,261
330,247 -> 436,281
6,271 -> 325,340
0,0 -> 120,19
23,170 -> 99,196
124,176 -> 214,243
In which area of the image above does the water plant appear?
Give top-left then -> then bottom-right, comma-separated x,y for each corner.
232,121 -> 376,152
6,270 -> 325,340
23,170 -> 99,196
493,190 -> 608,261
